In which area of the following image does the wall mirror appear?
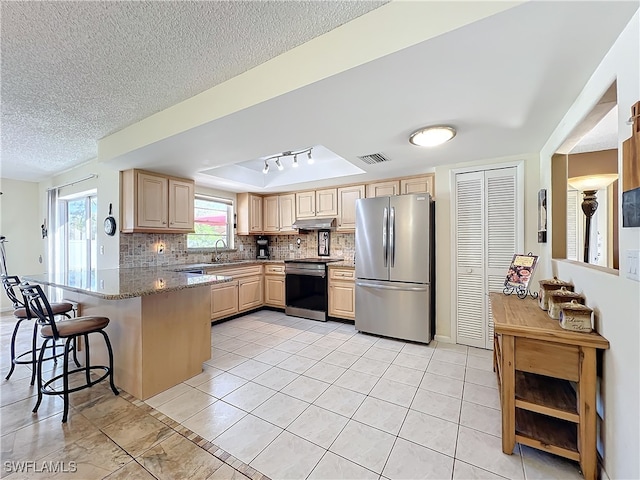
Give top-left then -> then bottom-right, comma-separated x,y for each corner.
552,82 -> 619,270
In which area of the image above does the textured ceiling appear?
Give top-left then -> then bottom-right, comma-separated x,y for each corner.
0,0 -> 386,180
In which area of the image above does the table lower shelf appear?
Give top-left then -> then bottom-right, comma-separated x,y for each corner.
515,409 -> 579,461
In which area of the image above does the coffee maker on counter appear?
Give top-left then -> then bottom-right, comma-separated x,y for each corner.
256,236 -> 270,259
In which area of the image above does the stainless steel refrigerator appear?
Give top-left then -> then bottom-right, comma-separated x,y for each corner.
355,193 -> 434,343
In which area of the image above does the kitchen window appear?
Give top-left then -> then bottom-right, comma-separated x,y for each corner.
188,195 -> 233,249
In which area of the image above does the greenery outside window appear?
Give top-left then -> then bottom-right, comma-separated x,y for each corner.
188,195 -> 233,249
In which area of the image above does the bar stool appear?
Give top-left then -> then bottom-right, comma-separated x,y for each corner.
2,275 -> 75,384
20,284 -> 119,422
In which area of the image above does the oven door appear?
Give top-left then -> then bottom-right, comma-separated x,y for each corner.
285,267 -> 327,321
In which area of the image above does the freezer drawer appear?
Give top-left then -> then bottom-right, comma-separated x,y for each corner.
355,280 -> 432,344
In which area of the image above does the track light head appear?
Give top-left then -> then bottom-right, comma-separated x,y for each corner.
262,161 -> 269,174
292,154 -> 299,167
275,158 -> 284,171
307,149 -> 314,164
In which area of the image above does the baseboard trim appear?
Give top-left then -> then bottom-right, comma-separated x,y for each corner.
434,334 -> 453,344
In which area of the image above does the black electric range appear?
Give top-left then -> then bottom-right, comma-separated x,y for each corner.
284,258 -> 343,321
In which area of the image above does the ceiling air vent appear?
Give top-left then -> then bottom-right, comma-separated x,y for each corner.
357,153 -> 391,165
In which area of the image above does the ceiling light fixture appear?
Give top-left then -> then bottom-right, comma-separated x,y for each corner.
409,125 -> 456,147
261,147 -> 314,173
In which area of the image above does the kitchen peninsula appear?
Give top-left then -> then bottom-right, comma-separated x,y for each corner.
24,268 -> 231,400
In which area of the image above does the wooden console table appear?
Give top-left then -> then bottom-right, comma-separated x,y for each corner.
490,293 -> 609,480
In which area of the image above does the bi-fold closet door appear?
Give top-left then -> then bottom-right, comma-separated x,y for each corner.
454,166 -> 522,349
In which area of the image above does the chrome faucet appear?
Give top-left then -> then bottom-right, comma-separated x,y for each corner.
213,239 -> 227,263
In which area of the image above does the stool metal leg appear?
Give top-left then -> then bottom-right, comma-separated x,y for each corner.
72,337 -> 81,368
101,331 -> 119,396
32,338 -> 49,414
5,317 -> 28,381
62,337 -> 71,423
29,321 -> 38,385
84,334 -> 91,385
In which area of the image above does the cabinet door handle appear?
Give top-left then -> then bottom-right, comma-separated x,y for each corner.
162,221 -> 167,225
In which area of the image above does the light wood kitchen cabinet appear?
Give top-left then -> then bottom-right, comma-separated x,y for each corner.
121,169 -> 195,233
296,188 -> 337,218
400,174 -> 435,198
366,180 -> 400,197
328,267 -> 356,320
237,193 -> 263,235
316,188 -> 338,216
278,194 -> 297,233
264,263 -> 285,307
337,185 -> 364,232
239,276 -> 263,311
295,191 -> 316,218
263,195 -> 280,233
211,281 -> 239,320
208,265 -> 263,319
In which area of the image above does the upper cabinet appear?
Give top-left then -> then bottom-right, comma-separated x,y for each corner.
400,174 -> 435,198
237,193 -> 263,235
278,194 -> 297,233
296,189 -> 337,218
121,169 -> 194,233
366,180 -> 400,197
337,185 -> 365,232
263,195 -> 280,233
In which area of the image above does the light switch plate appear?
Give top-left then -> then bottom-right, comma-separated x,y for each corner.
626,250 -> 640,282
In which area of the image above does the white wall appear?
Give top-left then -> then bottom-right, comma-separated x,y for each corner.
0,178 -> 45,311
433,153 -> 540,341
539,12 -> 640,479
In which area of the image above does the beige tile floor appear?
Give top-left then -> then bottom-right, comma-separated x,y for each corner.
1,309 -> 586,479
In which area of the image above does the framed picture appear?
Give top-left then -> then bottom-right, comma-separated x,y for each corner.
504,253 -> 539,291
538,189 -> 547,243
318,229 -> 330,256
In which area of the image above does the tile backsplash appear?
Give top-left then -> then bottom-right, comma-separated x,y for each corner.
119,231 -> 355,268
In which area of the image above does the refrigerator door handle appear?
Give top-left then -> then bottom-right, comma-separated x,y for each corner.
382,207 -> 388,267
356,281 -> 428,292
390,206 -> 395,267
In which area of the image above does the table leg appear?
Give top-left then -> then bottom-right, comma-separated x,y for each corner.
579,347 -> 597,480
502,335 -> 516,454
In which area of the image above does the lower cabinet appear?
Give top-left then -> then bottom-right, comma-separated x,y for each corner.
211,281 -> 239,321
328,267 -> 356,320
264,263 -> 285,307
208,265 -> 263,320
239,276 -> 263,312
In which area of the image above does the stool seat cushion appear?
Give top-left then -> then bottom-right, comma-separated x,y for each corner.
41,316 -> 109,338
14,302 -> 73,319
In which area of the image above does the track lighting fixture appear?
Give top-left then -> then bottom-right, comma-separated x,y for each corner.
261,147 -> 314,174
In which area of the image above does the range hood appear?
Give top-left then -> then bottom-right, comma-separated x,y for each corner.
292,217 -> 337,230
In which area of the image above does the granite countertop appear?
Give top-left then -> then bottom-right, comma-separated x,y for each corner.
328,261 -> 355,268
23,268 -> 232,300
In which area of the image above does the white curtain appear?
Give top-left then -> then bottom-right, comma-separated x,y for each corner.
46,187 -> 63,286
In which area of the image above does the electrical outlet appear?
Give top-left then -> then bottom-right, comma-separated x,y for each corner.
626,250 -> 640,282
158,243 -> 165,254
239,244 -> 244,251
100,245 -> 105,255
289,244 -> 294,251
